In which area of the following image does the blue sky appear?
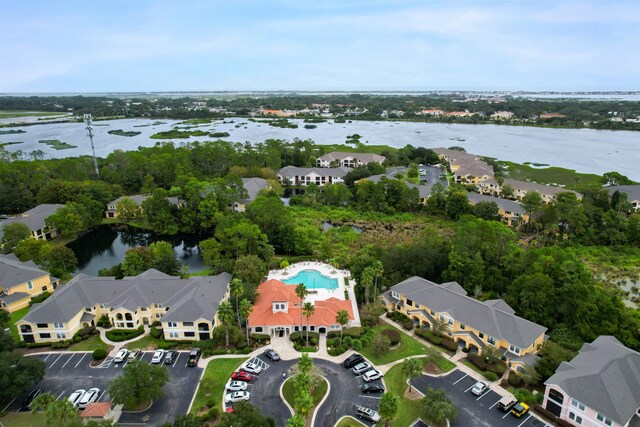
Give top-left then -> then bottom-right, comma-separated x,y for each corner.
1,0 -> 638,92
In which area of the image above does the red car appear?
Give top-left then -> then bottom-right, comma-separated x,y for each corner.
231,371 -> 254,382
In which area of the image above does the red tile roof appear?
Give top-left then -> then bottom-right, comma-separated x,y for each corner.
248,279 -> 354,327
80,402 -> 111,418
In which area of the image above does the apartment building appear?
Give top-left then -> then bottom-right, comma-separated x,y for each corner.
229,177 -> 270,212
0,254 -> 59,313
478,178 -> 582,204
543,336 -> 640,427
432,148 -> 494,185
466,192 -> 528,226
316,152 -> 385,168
16,269 -> 231,343
277,166 -> 351,187
0,204 -> 64,241
382,276 -> 547,370
104,195 -> 180,218
607,185 -> 640,212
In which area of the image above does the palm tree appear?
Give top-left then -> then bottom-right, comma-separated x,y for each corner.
280,259 -> 289,273
378,392 -> 400,427
230,278 -> 244,326
217,301 -> 235,348
302,302 -> 315,345
336,309 -> 349,346
370,261 -> 384,301
402,358 -> 423,393
295,283 -> 308,334
422,387 -> 458,425
361,267 -> 374,304
431,318 -> 449,337
32,392 -> 78,427
286,414 -> 306,427
238,298 -> 253,343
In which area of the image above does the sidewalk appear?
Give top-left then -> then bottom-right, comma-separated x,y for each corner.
96,325 -> 150,356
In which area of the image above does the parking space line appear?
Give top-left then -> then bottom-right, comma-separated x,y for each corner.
98,390 -> 107,402
503,411 -> 511,419
476,391 -> 491,401
489,399 -> 501,409
2,398 -> 16,413
517,414 -> 532,427
62,354 -> 75,368
359,395 -> 382,399
172,353 -> 181,367
452,374 -> 467,385
49,354 -> 63,368
74,353 -> 87,368
56,390 -> 66,401
44,353 -> 51,361
464,384 -> 475,393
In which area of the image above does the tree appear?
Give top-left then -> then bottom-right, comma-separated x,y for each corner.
370,260 -> 384,301
336,309 -> 350,346
501,184 -> 515,199
520,364 -> 540,387
286,414 -> 306,427
473,201 -> 501,221
230,278 -> 245,326
402,358 -> 423,393
32,392 -> 79,427
217,401 -> 276,427
121,246 -> 153,276
1,222 -> 31,253
295,283 -> 308,334
601,171 -> 633,186
45,245 -> 78,278
280,259 -> 289,271
302,302 -> 315,345
445,190 -> 471,219
115,197 -> 140,221
0,352 -> 46,401
482,346 -> 500,366
422,387 -> 458,425
246,196 -> 294,253
233,255 -> 266,287
522,191 -> 543,222
372,333 -> 391,357
239,298 -> 253,343
378,392 -> 400,427
360,267 -> 374,304
149,241 -> 181,275
431,318 -> 449,337
294,390 -> 314,417
218,301 -> 235,348
109,360 -> 169,410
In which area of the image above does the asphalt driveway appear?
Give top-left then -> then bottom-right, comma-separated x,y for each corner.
413,369 -> 548,427
4,351 -> 202,427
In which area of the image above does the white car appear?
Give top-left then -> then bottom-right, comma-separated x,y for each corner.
151,349 -> 165,364
77,388 -> 100,409
471,381 -> 489,396
242,362 -> 262,374
352,362 -> 372,375
226,381 -> 248,392
114,349 -> 128,363
225,391 -> 250,403
68,389 -> 85,407
362,369 -> 383,382
128,349 -> 140,361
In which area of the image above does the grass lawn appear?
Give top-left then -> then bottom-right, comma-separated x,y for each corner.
190,357 -> 248,414
336,416 -> 367,427
384,362 -> 424,427
502,160 -> 603,188
461,360 -> 497,381
69,334 -> 109,352
282,375 -> 329,408
361,324 -> 428,365
9,306 -> 30,342
0,412 -> 47,427
0,110 -> 67,118
434,356 -> 456,373
125,334 -> 160,350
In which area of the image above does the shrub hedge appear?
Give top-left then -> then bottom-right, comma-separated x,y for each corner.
29,291 -> 51,306
51,340 -> 71,349
150,327 -> 162,338
402,320 -> 414,331
289,332 -> 319,341
441,337 -> 458,352
508,371 -> 522,387
105,326 -> 144,342
327,327 -> 364,339
381,329 -> 401,346
92,348 -> 107,360
251,334 -> 270,344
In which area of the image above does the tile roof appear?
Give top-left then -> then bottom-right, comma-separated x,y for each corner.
390,276 -> 546,348
0,253 -> 51,288
317,152 -> 385,164
432,148 -> 493,178
278,166 -> 352,178
0,204 -> 64,240
241,177 -> 269,203
0,291 -> 30,304
545,336 -> 640,426
466,192 -> 525,215
482,178 -> 580,197
248,279 -> 354,327
607,185 -> 640,202
80,402 -> 111,418
21,269 -> 231,324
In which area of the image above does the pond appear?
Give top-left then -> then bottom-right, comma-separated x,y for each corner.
67,225 -> 207,276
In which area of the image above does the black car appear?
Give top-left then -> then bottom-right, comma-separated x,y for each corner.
361,382 -> 385,394
187,348 -> 201,367
164,350 -> 177,365
20,388 -> 43,411
263,349 -> 280,361
343,353 -> 364,369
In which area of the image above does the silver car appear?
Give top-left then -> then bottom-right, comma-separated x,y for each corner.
352,362 -> 372,375
151,349 -> 165,364
77,388 -> 100,409
114,349 -> 128,363
68,389 -> 86,407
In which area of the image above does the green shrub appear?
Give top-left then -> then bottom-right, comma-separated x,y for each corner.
251,333 -> 270,344
25,342 -> 50,348
488,362 -> 506,375
508,371 -> 522,387
156,340 -> 177,349
403,320 -> 414,331
206,398 -> 217,409
105,326 -> 144,342
360,313 -> 379,327
329,346 -> 346,356
328,327 -> 364,339
93,348 -> 107,360
29,291 -> 51,306
150,327 -> 162,339
467,353 -> 488,370
381,329 -> 401,346
96,314 -> 111,328
484,371 -> 499,381
73,336 -> 82,343
206,407 -> 219,421
289,332 -> 319,341
441,337 -> 458,352
351,340 -> 363,351
294,343 -> 302,351
514,388 -> 542,405
343,336 -> 353,347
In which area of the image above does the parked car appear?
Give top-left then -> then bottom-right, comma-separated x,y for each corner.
151,349 -> 165,364
68,389 -> 86,407
127,349 -> 140,361
361,382 -> 385,394
362,369 -> 383,382
497,395 -> 518,411
511,402 -> 529,418
113,349 -> 128,363
231,371 -> 254,382
242,362 -> 262,374
471,381 -> 488,396
187,348 -> 201,367
356,405 -> 381,423
164,350 -> 177,365
263,349 -> 280,361
77,388 -> 100,409
20,388 -> 43,410
226,381 -> 248,392
352,362 -> 372,375
343,353 -> 364,369
225,391 -> 250,403
20,388 -> 44,411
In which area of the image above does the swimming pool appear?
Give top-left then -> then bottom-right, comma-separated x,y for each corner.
282,269 -> 339,290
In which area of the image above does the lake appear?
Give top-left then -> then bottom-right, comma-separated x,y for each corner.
1,117 -> 639,180
67,225 -> 207,276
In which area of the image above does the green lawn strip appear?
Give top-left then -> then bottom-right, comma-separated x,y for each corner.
360,324 -> 427,365
282,375 -> 328,409
69,334 -> 109,352
502,161 -> 602,188
9,306 -> 30,341
0,111 -> 66,118
384,363 -> 423,427
0,412 -> 47,426
190,357 -> 248,414
461,360 -> 494,380
124,334 -> 159,350
434,356 -> 456,373
336,416 -> 367,427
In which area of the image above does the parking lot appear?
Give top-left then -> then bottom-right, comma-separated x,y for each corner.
414,369 -> 548,427
4,351 -> 203,426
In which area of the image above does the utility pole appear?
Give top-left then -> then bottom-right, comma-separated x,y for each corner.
84,114 -> 100,178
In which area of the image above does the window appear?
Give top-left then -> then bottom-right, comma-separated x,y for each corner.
430,309 -> 435,316
40,333 -> 51,339
53,322 -> 64,329
331,325 -> 340,330
406,299 -> 414,307
509,344 -> 521,354
254,327 -> 263,333
571,398 -> 586,411
460,324 -> 466,330
487,336 -> 496,345
448,318 -> 454,326
184,331 -> 195,338
167,322 -> 177,328
439,314 -> 446,321
415,303 -> 420,309
547,389 -> 564,405
139,307 -> 147,311
568,412 -> 583,424
478,332 -> 484,339
310,326 -> 315,331
168,332 -> 179,338
27,281 -> 33,290
391,291 -> 399,299
597,413 -> 613,426
85,307 -> 92,312
56,333 -> 66,339
183,322 -> 194,327
41,286 -> 48,292
36,323 -> 48,328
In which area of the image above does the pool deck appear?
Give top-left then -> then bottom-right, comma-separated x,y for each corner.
268,261 -> 361,327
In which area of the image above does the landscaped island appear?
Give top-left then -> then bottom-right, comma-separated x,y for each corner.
38,139 -> 76,150
108,129 -> 142,137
